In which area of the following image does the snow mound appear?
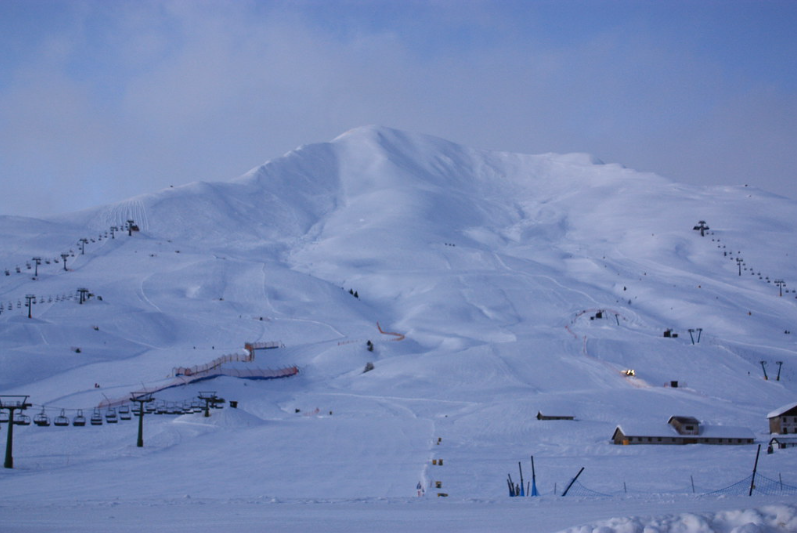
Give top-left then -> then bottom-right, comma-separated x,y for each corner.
559,504 -> 797,533
175,406 -> 265,428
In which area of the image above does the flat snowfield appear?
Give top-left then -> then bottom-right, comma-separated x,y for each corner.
2,498 -> 796,532
2,127 -> 797,532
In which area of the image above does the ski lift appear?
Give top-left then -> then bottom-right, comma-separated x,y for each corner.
181,401 -> 193,414
26,262 -> 31,269
73,409 -> 86,426
105,407 -> 118,423
45,259 -> 51,264
167,402 -> 183,415
119,405 -> 132,421
54,258 -> 59,263
155,401 -> 167,415
90,408 -> 103,426
191,400 -> 204,413
15,266 -> 21,273
14,413 -> 31,426
34,408 -> 51,427
0,411 -> 8,424
4,270 -> 9,276
54,409 -> 70,427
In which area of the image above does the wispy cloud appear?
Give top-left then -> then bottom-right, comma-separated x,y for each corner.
1,0 -> 795,217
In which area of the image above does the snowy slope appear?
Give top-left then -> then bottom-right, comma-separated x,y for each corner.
1,126 -> 796,532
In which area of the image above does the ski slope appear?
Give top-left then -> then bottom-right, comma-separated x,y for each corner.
1,126 -> 796,532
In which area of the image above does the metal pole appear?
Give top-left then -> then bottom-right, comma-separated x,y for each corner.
4,407 -> 16,468
749,444 -> 761,496
136,401 -> 145,447
561,467 -> 584,497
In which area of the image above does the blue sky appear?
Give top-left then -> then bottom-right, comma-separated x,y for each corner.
1,0 -> 796,217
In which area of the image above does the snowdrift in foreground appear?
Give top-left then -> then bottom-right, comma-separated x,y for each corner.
561,504 -> 797,533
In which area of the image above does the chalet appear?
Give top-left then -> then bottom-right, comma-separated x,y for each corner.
767,402 -> 797,434
536,411 -> 574,421
612,416 -> 755,445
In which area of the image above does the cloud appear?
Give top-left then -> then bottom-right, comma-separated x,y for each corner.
0,1 -> 795,217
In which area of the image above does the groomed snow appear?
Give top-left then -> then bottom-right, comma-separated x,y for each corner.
1,126 -> 796,531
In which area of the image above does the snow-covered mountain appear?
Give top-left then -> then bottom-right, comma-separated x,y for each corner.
1,126 -> 796,532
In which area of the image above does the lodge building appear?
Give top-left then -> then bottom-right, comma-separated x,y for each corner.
767,402 -> 797,435
612,416 -> 755,445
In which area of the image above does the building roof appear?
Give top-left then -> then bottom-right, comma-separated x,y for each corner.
668,416 -> 700,425
614,422 -> 678,439
769,435 -> 797,444
767,401 -> 797,419
614,422 -> 754,440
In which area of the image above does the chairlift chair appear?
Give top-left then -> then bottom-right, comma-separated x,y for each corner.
191,400 -> 204,413
155,401 -> 167,415
14,413 -> 31,426
90,408 -> 103,425
105,407 -> 118,423
54,409 -> 70,427
34,408 -> 51,427
0,411 -> 9,424
119,405 -> 132,420
73,409 -> 86,426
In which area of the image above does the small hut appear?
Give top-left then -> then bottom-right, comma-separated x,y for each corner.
668,416 -> 700,435
536,411 -> 574,421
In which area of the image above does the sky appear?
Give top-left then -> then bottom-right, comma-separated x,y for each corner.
1,0 -> 796,218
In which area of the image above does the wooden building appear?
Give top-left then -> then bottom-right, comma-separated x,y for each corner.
612,416 -> 755,445
536,411 -> 574,421
767,402 -> 797,434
